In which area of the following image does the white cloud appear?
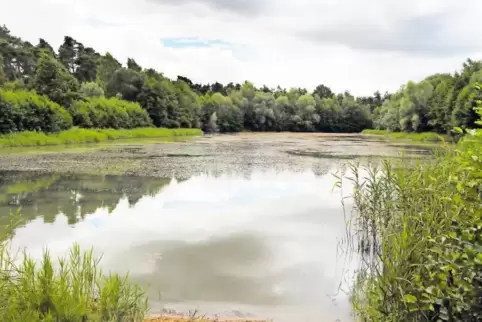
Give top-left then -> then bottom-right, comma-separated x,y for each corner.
1,0 -> 481,95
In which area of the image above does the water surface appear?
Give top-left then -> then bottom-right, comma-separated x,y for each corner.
1,170 -> 357,321
0,135 -> 433,321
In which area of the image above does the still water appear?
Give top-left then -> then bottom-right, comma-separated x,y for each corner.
1,168 -> 360,321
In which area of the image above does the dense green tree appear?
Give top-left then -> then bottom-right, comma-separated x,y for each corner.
137,76 -> 180,128
33,51 -> 79,107
96,52 -> 122,89
0,54 -> 5,85
74,47 -> 98,83
313,84 -> 333,100
79,82 -> 104,98
2,25 -> 482,135
252,91 -> 276,131
37,38 -> 55,57
316,97 -> 342,132
58,37 -> 98,83
127,58 -> 142,72
339,95 -> 372,132
175,80 -> 201,128
452,84 -> 481,129
177,75 -> 193,87
0,25 -> 36,82
106,68 -> 144,101
200,93 -> 242,132
399,81 -> 433,132
57,36 -> 77,73
425,74 -> 454,133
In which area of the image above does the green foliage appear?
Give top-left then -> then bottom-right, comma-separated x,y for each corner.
0,25 -> 36,82
313,84 -> 333,99
2,25 -> 482,136
452,84 -> 481,129
362,129 -> 447,142
127,58 -> 142,72
96,53 -> 121,90
0,54 -> 5,85
200,92 -> 243,133
106,68 -> 144,101
70,97 -> 152,129
0,241 -> 147,321
33,51 -> 80,107
137,75 -> 190,129
58,36 -> 98,83
349,116 -> 482,321
374,59 -> 482,134
0,127 -> 202,147
0,88 -> 72,133
79,82 -> 104,98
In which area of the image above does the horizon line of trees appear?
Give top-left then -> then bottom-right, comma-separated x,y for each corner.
1,24 -> 481,135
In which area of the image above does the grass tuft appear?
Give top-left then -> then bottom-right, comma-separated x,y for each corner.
0,242 -> 147,321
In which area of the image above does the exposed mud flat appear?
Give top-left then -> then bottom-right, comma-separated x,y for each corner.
0,133 -> 433,179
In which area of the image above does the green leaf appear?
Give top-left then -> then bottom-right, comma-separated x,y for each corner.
403,294 -> 417,304
452,127 -> 464,134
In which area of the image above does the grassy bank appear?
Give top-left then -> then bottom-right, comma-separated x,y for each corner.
0,211 -> 147,321
362,129 -> 448,142
0,128 -> 203,148
347,131 -> 481,320
0,245 -> 147,321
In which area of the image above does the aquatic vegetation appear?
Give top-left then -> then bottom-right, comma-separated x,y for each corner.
0,214 -> 148,321
0,128 -> 202,147
345,131 -> 482,320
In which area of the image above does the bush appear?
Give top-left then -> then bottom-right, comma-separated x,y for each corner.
0,89 -> 73,134
70,97 -> 152,129
0,241 -> 147,321
347,134 -> 482,321
79,82 -> 105,98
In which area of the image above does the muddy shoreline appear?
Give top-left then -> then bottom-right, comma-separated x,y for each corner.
0,133 -> 432,179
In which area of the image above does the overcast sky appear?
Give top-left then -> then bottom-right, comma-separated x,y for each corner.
1,0 -> 481,95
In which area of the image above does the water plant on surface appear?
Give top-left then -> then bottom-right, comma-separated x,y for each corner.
0,214 -> 148,321
346,125 -> 481,320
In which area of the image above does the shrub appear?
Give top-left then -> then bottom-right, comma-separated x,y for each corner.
69,97 -> 152,129
0,89 -> 73,133
0,241 -> 147,321
79,82 -> 105,99
348,134 -> 482,321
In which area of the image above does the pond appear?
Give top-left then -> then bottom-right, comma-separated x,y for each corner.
0,134 -> 433,321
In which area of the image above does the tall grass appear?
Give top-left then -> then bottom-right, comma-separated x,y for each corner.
0,214 -> 148,321
343,134 -> 482,321
0,127 -> 203,148
362,129 -> 447,143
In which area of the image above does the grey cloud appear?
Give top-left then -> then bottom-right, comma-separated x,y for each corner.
301,13 -> 480,55
147,0 -> 266,15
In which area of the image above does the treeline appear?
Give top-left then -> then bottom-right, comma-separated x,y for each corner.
1,24 -> 481,135
373,59 -> 482,133
0,25 -> 378,134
